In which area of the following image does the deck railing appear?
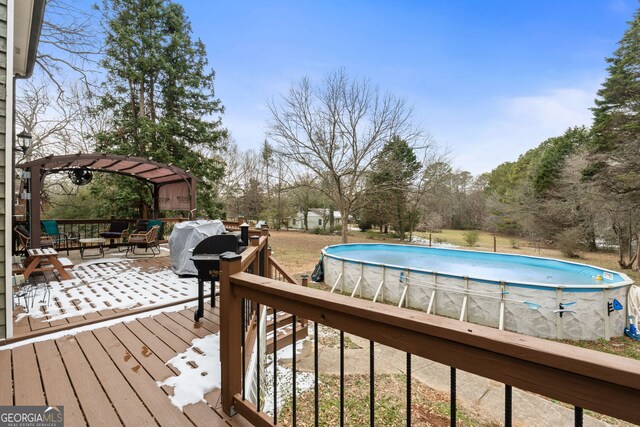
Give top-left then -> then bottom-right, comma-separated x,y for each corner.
16,217 -> 263,252
218,253 -> 640,426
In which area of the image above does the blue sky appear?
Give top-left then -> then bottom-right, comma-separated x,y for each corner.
181,1 -> 633,175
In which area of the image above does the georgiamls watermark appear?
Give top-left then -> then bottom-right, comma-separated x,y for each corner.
0,406 -> 64,427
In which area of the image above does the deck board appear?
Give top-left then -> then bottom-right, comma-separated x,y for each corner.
0,350 -> 12,405
12,344 -> 45,406
92,327 -> 193,427
164,311 -> 212,339
56,335 -> 122,426
138,317 -> 192,354
33,340 -> 86,427
124,321 -> 181,367
153,313 -> 201,345
74,331 -> 156,427
108,323 -> 223,427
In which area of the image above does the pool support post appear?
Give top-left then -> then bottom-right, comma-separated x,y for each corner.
427,272 -> 438,315
373,266 -> 385,303
460,277 -> 469,322
398,269 -> 409,308
556,288 -> 564,339
351,262 -> 364,298
604,288 -> 611,341
499,281 -> 506,330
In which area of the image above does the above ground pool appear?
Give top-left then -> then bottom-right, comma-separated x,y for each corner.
322,243 -> 634,340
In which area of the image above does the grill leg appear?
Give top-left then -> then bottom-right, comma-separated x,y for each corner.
194,278 -> 205,321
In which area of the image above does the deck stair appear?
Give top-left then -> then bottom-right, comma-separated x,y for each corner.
266,320 -> 308,353
264,256 -> 309,352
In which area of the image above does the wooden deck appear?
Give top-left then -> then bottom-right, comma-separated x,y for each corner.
12,255 -> 201,339
1,303 -> 252,426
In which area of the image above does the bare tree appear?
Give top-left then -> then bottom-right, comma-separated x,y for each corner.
16,78 -> 77,160
15,76 -> 111,210
287,173 -> 322,231
37,0 -> 102,95
269,69 -> 419,242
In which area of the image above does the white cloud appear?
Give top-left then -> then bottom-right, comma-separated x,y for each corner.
451,84 -> 598,175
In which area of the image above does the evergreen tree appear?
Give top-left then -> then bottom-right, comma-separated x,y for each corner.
591,7 -> 640,195
95,0 -> 227,217
590,6 -> 640,267
368,136 -> 419,240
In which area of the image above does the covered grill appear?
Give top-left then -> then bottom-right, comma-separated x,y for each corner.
190,234 -> 244,321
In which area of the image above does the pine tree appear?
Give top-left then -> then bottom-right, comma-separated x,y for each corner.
590,6 -> 640,269
591,7 -> 640,195
368,136 -> 419,240
95,0 -> 227,217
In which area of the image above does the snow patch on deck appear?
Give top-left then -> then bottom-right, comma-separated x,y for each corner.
17,260 -> 198,322
157,333 -> 221,410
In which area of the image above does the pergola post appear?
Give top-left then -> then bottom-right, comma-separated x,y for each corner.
30,166 -> 41,248
189,177 -> 196,213
153,184 -> 159,219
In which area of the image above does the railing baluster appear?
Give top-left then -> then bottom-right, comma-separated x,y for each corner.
256,303 -> 261,412
340,330 -> 345,427
314,321 -> 319,427
505,384 -> 512,427
241,298 -> 246,401
292,314 -> 297,426
273,308 -> 278,424
370,341 -> 374,427
575,407 -> 583,427
450,367 -> 456,427
407,352 -> 411,427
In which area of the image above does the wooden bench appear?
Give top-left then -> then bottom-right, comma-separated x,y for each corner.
58,257 -> 74,269
22,248 -> 74,281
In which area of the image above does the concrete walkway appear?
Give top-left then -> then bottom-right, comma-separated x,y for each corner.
293,330 -> 621,427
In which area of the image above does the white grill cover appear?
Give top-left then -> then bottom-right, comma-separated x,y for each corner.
169,220 -> 226,275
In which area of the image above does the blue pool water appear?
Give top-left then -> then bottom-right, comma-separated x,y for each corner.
323,244 -> 628,287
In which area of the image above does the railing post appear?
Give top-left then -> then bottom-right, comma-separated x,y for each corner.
240,222 -> 249,247
220,251 -> 243,416
266,245 -> 273,279
260,227 -> 270,278
300,274 -> 309,326
250,236 -> 260,275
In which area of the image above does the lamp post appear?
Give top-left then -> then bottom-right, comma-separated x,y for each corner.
16,130 -> 32,155
14,130 -> 32,248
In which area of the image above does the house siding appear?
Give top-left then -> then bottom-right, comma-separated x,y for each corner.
0,0 -> 7,339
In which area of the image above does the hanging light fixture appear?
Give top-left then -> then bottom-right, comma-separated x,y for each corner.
16,130 -> 32,154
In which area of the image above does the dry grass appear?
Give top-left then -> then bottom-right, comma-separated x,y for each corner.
268,230 -> 371,277
278,374 -> 499,427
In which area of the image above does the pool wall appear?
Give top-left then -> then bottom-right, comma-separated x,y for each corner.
322,245 -> 632,340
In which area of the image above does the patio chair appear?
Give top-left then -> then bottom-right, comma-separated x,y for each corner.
146,219 -> 165,240
99,221 -> 130,250
41,220 -> 77,255
14,225 -> 54,253
12,274 -> 31,312
126,225 -> 161,258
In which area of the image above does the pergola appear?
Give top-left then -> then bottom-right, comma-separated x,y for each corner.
16,153 -> 197,247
